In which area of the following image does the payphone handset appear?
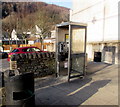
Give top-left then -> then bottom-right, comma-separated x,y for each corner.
58,42 -> 68,53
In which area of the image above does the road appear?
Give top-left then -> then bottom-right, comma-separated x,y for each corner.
0,59 -> 9,72
0,59 -> 9,88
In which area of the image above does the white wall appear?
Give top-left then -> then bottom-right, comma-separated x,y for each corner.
11,29 -> 19,40
71,0 -> 119,42
28,41 -> 34,44
70,0 -> 119,63
43,39 -> 52,43
104,0 -> 118,41
58,29 -> 69,42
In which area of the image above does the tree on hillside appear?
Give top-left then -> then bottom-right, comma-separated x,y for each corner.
34,9 -> 56,49
2,3 -> 35,46
2,2 -> 69,49
2,9 -> 17,50
15,4 -> 35,45
34,6 -> 69,49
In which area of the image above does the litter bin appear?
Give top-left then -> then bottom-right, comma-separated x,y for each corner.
5,72 -> 34,106
94,52 -> 101,62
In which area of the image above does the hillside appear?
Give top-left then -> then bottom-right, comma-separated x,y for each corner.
2,2 -> 70,38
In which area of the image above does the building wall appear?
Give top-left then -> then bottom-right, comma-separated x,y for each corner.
58,29 -> 69,42
70,0 -> 119,64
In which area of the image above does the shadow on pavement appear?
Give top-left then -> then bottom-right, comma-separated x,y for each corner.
86,61 -> 112,75
35,76 -> 111,106
67,79 -> 111,105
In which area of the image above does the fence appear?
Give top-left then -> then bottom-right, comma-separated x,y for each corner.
3,42 -> 55,52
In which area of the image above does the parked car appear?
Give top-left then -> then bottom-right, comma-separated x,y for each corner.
0,51 -> 8,59
8,46 -> 46,61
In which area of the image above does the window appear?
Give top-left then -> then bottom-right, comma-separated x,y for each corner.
22,47 -> 41,52
33,48 -> 40,52
22,48 -> 28,52
26,48 -> 32,52
12,49 -> 19,52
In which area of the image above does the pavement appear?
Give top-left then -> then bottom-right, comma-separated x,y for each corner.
35,62 -> 118,106
0,59 -> 118,106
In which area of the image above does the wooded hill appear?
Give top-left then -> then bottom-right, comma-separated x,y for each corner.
2,2 -> 69,38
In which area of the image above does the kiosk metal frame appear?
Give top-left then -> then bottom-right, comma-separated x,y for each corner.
55,22 -> 87,82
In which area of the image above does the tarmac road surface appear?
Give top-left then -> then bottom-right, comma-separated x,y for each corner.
0,59 -> 9,72
0,59 -> 9,88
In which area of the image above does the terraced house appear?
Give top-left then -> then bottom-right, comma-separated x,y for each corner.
70,0 -> 119,64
